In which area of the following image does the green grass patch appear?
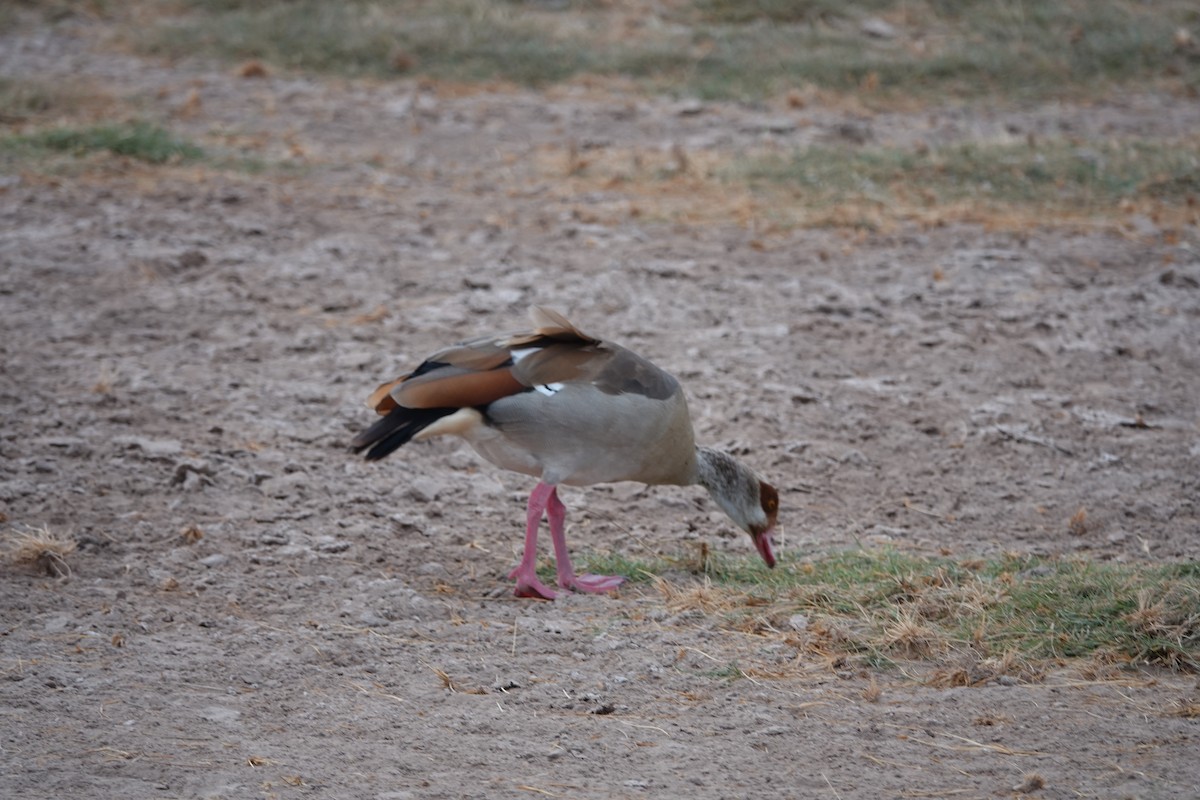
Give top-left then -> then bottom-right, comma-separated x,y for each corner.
0,120 -> 297,177
694,0 -> 896,25
124,0 -> 1200,102
696,0 -> 1200,99
582,548 -> 1200,673
139,0 -> 596,85
2,121 -> 205,165
728,138 -> 1200,218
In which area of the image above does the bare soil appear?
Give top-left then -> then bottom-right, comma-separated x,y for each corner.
2,24 -> 1199,800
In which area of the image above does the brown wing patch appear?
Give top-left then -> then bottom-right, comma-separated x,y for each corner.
514,342 -> 679,401
367,377 -> 406,413
366,308 -> 607,414
426,338 -> 515,372
529,306 -> 599,342
394,366 -> 525,409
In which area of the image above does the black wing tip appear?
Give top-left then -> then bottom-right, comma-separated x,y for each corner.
362,437 -> 405,461
350,406 -> 456,462
348,440 -> 390,461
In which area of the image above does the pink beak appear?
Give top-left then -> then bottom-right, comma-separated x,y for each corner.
753,528 -> 776,569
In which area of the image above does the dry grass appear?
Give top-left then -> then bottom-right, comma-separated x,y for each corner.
179,524 -> 204,544
3,525 -> 77,577
428,664 -> 488,695
90,362 -> 119,394
927,648 -> 1043,689
877,606 -> 947,659
652,574 -> 751,617
1013,774 -> 1047,794
1167,699 -> 1200,718
1122,585 -> 1200,671
0,76 -> 120,127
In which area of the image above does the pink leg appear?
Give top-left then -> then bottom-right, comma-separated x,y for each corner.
546,487 -> 624,595
508,482 -> 559,599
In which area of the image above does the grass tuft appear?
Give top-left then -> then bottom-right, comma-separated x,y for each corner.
584,548 -> 1200,674
2,121 -> 205,166
4,526 -> 77,577
0,121 -> 286,175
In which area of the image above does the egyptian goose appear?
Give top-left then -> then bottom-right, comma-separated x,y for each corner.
351,307 -> 778,599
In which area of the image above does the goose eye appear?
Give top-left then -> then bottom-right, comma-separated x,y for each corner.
759,482 -> 779,514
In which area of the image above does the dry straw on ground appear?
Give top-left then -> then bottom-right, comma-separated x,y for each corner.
3,525 -> 76,577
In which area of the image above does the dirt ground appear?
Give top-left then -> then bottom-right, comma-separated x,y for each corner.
3,23 -> 1200,800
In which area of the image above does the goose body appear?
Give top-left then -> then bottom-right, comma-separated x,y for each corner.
351,307 -> 778,599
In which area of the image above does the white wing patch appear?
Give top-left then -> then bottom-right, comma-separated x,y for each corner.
511,346 -> 565,396
509,347 -> 540,362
